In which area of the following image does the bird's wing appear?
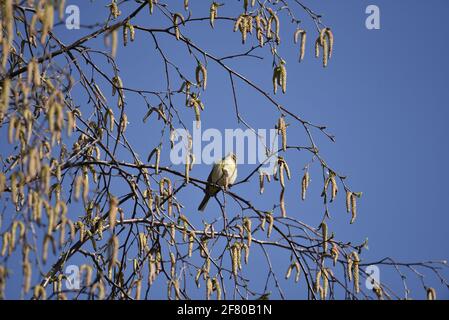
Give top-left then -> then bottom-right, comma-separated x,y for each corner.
207,161 -> 228,186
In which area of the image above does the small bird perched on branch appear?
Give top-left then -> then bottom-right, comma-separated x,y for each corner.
198,153 -> 238,211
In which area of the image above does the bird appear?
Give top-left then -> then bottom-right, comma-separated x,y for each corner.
198,152 -> 238,211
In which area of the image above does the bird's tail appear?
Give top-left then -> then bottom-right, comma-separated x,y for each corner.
198,194 -> 211,212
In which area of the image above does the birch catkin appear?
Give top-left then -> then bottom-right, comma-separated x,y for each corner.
0,78 -> 11,121
294,262 -> 301,283
155,147 -> 161,174
230,244 -> 240,276
326,28 -> 334,58
321,222 -> 328,252
322,268 -> 329,299
280,61 -> 287,93
212,277 -> 221,300
267,8 -> 280,43
147,0 -> 155,14
330,172 -> 338,201
8,115 -> 16,144
80,264 -> 93,287
315,28 -> 334,67
272,66 -> 279,94
108,235 -> 119,272
41,1 -> 55,44
266,212 -> 274,238
347,255 -> 353,282
322,35 -> 329,67
285,264 -> 293,279
1,232 -> 10,256
0,173 -> 5,198
272,61 -> 287,94
350,193 -> 357,224
301,171 -> 310,200
352,252 -> 360,293
427,287 -> 436,300
315,37 -> 320,58
331,243 -> 339,266
346,191 -> 352,213
122,23 -> 128,46
280,188 -> 286,218
82,168 -> 89,202
91,281 -> 105,300
315,269 -> 322,293
206,277 -> 213,300
34,285 -> 46,300
111,28 -> 118,58
170,252 -> 176,277
109,0 -> 121,18
259,171 -> 265,194
0,266 -> 5,299
210,2 -> 220,28
188,231 -> 194,257
277,117 -> 287,151
108,196 -> 119,230
195,62 -> 207,90
255,15 -> 267,46
173,13 -> 185,41
243,217 -> 252,247
23,262 -> 32,294
294,29 -> 307,62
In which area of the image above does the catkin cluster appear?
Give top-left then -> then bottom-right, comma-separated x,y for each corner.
346,191 -> 361,224
234,14 -> 253,44
276,156 -> 291,217
123,21 -> 136,46
315,28 -> 334,67
322,171 -> 338,202
259,211 -> 274,238
195,62 -> 208,90
173,13 -> 185,41
346,251 -> 360,293
315,268 -> 331,300
109,0 -> 121,19
272,60 -> 287,94
285,261 -> 301,283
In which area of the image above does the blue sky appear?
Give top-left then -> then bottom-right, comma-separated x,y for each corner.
1,0 -> 449,299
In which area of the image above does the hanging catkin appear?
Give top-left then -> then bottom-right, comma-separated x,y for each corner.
210,2 -> 221,28
351,252 -> 360,293
350,193 -> 357,224
195,62 -> 208,90
321,222 -> 328,252
108,235 -> 119,272
301,171 -> 310,200
108,196 -> 119,230
243,217 -> 252,247
294,29 -> 307,62
427,287 -> 436,300
173,13 -> 185,40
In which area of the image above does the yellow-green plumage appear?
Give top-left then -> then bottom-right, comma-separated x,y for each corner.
198,153 -> 237,211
